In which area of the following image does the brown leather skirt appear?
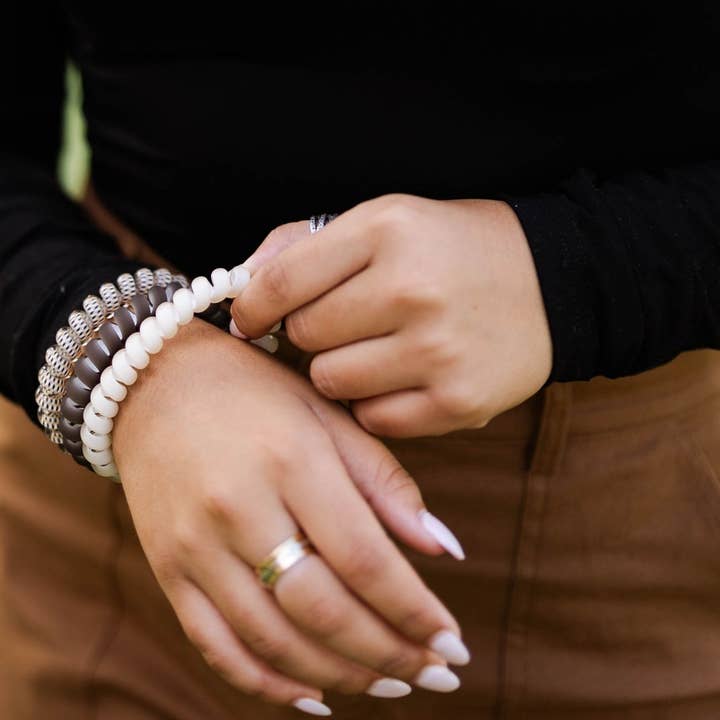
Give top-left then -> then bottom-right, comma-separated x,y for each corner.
3,348 -> 720,719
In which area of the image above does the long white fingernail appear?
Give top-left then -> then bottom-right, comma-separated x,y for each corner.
293,697 -> 332,716
429,630 -> 470,666
251,334 -> 279,353
229,318 -> 246,338
419,510 -> 465,560
414,665 -> 461,693
366,677 -> 412,698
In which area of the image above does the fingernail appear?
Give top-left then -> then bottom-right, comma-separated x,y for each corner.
270,320 -> 282,333
241,257 -> 258,275
366,677 -> 412,698
292,697 -> 332,716
414,665 -> 461,693
251,334 -> 280,353
418,510 -> 465,560
228,318 -> 248,339
428,629 -> 470,666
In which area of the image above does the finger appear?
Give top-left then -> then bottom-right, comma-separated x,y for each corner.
170,579 -> 327,709
281,430 -> 469,668
243,221 -> 310,275
352,390 -> 450,438
306,398 -> 460,560
309,335 -> 422,400
231,214 -> 372,338
186,543 -> 387,695
273,552 -> 460,692
225,484 -> 446,688
284,267 -> 398,352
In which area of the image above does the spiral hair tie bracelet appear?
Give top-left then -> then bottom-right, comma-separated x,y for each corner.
77,265 -> 263,480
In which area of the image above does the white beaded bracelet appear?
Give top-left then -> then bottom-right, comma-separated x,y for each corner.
79,265 -> 266,480
35,267 -> 188,446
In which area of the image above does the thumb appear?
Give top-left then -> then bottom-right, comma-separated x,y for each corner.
242,221 -> 310,275
313,400 -> 466,561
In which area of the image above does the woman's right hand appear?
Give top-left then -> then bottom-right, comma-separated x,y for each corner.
113,319 -> 468,713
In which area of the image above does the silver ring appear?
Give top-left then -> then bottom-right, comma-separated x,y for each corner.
309,213 -> 338,234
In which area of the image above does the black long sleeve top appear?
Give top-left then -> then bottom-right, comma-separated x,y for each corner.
2,2 -> 720,425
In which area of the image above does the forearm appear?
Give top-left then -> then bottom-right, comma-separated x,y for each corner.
505,161 -> 720,382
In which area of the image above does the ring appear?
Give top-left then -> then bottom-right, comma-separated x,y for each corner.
255,531 -> 316,589
309,213 -> 338,234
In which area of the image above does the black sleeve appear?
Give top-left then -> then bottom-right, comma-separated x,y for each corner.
506,161 -> 720,383
0,3 -> 141,422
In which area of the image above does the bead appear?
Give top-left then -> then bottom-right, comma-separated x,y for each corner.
111,349 -> 138,386
58,415 -> 82,442
39,411 -> 60,431
84,403 -> 114,435
191,276 -> 213,312
94,462 -> 119,478
80,423 -> 112,451
128,293 -> 153,324
45,346 -> 72,377
99,282 -> 122,311
82,295 -> 107,329
91,385 -> 119,418
228,265 -> 251,297
210,268 -> 231,302
68,310 -> 93,342
74,356 -> 101,388
125,333 -> 150,369
153,268 -> 173,287
155,301 -> 180,339
67,376 -> 93,406
139,317 -> 164,354
164,281 -> 182,300
112,305 -> 138,338
55,326 -> 81,357
63,435 -> 85,457
251,335 -> 280,354
84,444 -> 114,466
38,365 -> 64,396
100,366 -> 128,402
134,267 -> 155,293
61,396 -> 85,424
172,288 -> 195,325
147,285 -> 168,311
98,320 -> 125,356
117,273 -> 137,301
173,274 -> 190,288
85,338 -> 112,372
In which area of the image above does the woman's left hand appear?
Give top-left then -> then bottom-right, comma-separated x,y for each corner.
231,194 -> 553,437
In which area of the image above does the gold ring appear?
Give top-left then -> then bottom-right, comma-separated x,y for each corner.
255,531 -> 315,589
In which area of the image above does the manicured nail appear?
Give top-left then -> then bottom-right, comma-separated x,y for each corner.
229,318 -> 247,339
251,334 -> 279,353
428,630 -> 470,666
241,257 -> 258,275
414,665 -> 461,693
292,697 -> 332,716
366,677 -> 412,698
419,510 -> 465,560
270,320 -> 282,333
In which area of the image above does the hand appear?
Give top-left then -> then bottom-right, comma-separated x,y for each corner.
230,194 -> 553,437
113,320 -> 468,712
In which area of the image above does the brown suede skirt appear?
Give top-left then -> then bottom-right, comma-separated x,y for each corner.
2,348 -> 720,719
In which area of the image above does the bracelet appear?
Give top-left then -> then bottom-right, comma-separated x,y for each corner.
79,265 -> 256,480
58,281 -> 185,467
35,268 -> 188,449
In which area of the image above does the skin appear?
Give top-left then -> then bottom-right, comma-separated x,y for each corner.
232,194 -> 553,437
113,320 -> 460,708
